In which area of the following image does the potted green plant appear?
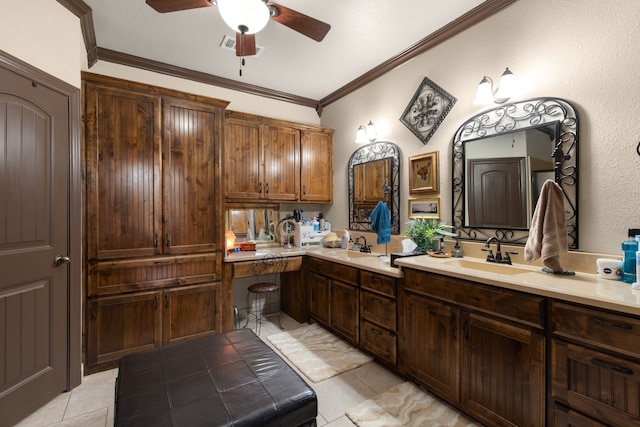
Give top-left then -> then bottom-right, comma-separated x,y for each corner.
403,218 -> 457,253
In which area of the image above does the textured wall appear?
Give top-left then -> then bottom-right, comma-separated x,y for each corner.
321,0 -> 640,255
1,0 -> 83,87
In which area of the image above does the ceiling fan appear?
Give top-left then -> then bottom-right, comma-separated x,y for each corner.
146,0 -> 331,57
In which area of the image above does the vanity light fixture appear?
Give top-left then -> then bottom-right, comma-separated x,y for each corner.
473,67 -> 515,104
355,121 -> 377,143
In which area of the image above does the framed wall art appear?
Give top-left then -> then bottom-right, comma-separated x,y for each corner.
408,197 -> 440,219
400,77 -> 457,145
409,151 -> 439,194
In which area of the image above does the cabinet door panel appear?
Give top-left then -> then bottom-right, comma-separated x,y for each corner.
403,292 -> 460,401
262,124 -> 299,200
461,313 -> 545,427
300,130 -> 333,202
163,98 -> 221,254
224,118 -> 261,199
309,271 -> 330,325
331,280 -> 359,344
163,283 -> 220,346
85,84 -> 162,260
86,291 -> 161,373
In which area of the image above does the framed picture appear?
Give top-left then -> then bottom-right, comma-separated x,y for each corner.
409,151 -> 439,194
400,77 -> 457,145
408,197 -> 440,219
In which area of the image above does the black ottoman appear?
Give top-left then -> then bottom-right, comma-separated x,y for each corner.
114,329 -> 317,426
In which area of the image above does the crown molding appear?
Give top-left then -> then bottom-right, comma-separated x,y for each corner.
60,0 -> 517,116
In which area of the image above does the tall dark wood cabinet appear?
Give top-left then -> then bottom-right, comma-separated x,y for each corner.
82,73 -> 229,374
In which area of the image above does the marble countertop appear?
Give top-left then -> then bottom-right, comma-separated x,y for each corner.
225,245 -> 402,278
395,255 -> 640,317
225,245 -> 640,316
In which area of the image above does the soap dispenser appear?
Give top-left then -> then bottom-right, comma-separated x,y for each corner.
452,239 -> 464,258
622,228 -> 640,284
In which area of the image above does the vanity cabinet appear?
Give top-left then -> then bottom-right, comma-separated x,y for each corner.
86,282 -> 220,372
551,301 -> 640,426
224,111 -> 333,203
359,270 -> 397,366
307,257 -> 359,344
401,268 -> 546,427
83,74 -> 226,374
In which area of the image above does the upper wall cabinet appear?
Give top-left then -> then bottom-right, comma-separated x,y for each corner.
84,77 -> 227,260
224,111 -> 333,203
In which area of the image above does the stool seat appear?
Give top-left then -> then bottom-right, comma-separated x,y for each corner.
244,254 -> 287,334
248,282 -> 280,293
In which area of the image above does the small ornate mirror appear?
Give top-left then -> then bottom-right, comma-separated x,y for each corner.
452,97 -> 578,248
348,141 -> 400,234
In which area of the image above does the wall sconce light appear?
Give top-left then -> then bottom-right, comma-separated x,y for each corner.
473,67 -> 515,104
355,121 -> 377,143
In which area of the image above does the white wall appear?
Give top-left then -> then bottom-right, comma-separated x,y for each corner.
1,0 -> 84,87
321,0 -> 640,255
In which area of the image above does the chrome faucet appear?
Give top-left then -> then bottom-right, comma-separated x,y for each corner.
482,237 -> 517,265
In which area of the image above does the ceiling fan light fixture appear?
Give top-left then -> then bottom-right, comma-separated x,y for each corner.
217,0 -> 270,34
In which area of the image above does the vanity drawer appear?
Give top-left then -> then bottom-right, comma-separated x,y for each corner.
306,257 -> 359,286
403,268 -> 544,328
88,253 -> 221,296
360,290 -> 396,330
552,339 -> 640,425
552,301 -> 640,358
360,270 -> 396,297
360,319 -> 397,365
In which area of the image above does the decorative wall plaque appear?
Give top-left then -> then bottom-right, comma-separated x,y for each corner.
400,77 -> 457,145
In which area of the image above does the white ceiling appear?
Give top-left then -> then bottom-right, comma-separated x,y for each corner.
85,0 -> 485,101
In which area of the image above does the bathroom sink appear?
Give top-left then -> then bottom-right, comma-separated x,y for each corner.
445,259 -> 533,275
324,250 -> 378,259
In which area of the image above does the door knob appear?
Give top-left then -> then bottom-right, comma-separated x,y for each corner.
54,255 -> 71,266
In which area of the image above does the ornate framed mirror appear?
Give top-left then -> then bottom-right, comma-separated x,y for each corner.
348,141 -> 400,234
452,97 -> 578,248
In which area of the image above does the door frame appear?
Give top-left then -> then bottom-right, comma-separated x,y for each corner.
0,50 -> 82,391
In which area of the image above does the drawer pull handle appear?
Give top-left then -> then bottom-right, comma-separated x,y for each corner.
371,328 -> 382,336
591,358 -> 633,375
591,316 -> 633,330
371,277 -> 382,283
371,298 -> 382,305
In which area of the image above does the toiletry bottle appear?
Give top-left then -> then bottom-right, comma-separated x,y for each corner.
341,229 -> 350,249
635,236 -> 640,286
622,229 -> 640,283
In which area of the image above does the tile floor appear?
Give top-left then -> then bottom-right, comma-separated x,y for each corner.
16,313 -> 406,426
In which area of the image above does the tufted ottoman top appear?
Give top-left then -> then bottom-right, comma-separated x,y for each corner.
115,329 -> 317,426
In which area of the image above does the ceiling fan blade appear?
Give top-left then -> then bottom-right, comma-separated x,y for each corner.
236,32 -> 257,57
146,0 -> 213,13
266,2 -> 331,42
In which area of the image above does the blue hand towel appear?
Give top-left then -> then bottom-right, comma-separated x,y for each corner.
370,201 -> 391,245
